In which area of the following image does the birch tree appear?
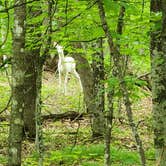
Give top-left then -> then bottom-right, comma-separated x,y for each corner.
8,0 -> 26,165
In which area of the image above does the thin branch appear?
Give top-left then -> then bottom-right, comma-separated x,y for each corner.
0,0 -> 39,13
70,120 -> 81,151
137,72 -> 151,79
69,36 -> 106,43
65,0 -> 68,35
52,1 -> 97,32
98,1 -> 146,165
0,95 -> 12,114
141,0 -> 145,15
136,119 -> 144,129
40,0 -> 54,65
116,6 -> 126,35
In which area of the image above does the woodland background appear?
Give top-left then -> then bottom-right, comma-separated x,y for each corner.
0,0 -> 166,166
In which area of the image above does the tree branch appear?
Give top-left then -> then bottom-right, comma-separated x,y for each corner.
52,1 -> 97,32
0,0 -> 39,13
0,95 -> 12,115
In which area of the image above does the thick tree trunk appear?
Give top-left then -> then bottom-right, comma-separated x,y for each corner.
91,38 -> 105,138
151,1 -> 166,165
92,38 -> 105,115
8,0 -> 26,165
73,51 -> 96,133
72,42 -> 104,138
23,2 -> 42,139
23,50 -> 39,139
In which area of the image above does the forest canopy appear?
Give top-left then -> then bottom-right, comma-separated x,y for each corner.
0,0 -> 166,166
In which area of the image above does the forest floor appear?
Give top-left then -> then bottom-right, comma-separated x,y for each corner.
0,70 -> 155,166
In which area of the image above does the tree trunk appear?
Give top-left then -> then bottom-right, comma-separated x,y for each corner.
97,1 -> 146,165
121,82 -> 146,165
151,1 -> 166,165
91,38 -> 105,138
23,50 -> 38,139
8,0 -> 26,165
72,42 -> 104,138
23,2 -> 42,139
35,56 -> 43,166
97,0 -> 118,164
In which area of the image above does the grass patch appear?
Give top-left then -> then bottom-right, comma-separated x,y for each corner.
0,71 -> 11,111
0,71 -> 155,166
41,76 -> 84,114
43,144 -> 140,165
0,154 -> 7,165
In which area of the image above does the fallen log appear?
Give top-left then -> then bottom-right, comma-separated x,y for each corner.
42,111 -> 86,121
0,111 -> 86,122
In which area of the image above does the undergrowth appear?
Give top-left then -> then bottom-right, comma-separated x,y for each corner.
0,71 -> 155,165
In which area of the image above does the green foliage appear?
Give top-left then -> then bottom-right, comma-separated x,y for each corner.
0,122 -> 9,165
0,0 -> 155,165
153,55 -> 165,66
0,0 -> 3,6
0,155 -> 7,165
22,153 -> 38,166
150,12 -> 162,31
22,144 -> 142,165
107,76 -> 120,89
146,148 -> 155,161
0,74 -> 10,111
107,73 -> 149,100
124,75 -> 149,101
41,74 -> 84,114
104,0 -> 120,13
45,144 -> 141,165
124,75 -> 147,88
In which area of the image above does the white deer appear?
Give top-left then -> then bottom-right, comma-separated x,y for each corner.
54,42 -> 83,95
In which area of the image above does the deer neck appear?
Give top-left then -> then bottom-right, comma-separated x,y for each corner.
58,53 -> 65,62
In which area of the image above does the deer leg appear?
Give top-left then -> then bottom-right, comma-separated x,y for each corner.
58,69 -> 62,90
73,69 -> 83,92
64,72 -> 69,95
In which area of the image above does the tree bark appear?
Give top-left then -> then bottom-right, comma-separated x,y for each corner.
91,38 -> 105,138
35,54 -> 43,166
97,0 -> 118,164
42,111 -> 85,121
151,1 -> 166,165
23,50 -> 39,139
72,42 -> 104,138
23,2 -> 42,139
8,0 -> 26,165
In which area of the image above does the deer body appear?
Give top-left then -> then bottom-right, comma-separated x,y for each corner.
55,43 -> 82,94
